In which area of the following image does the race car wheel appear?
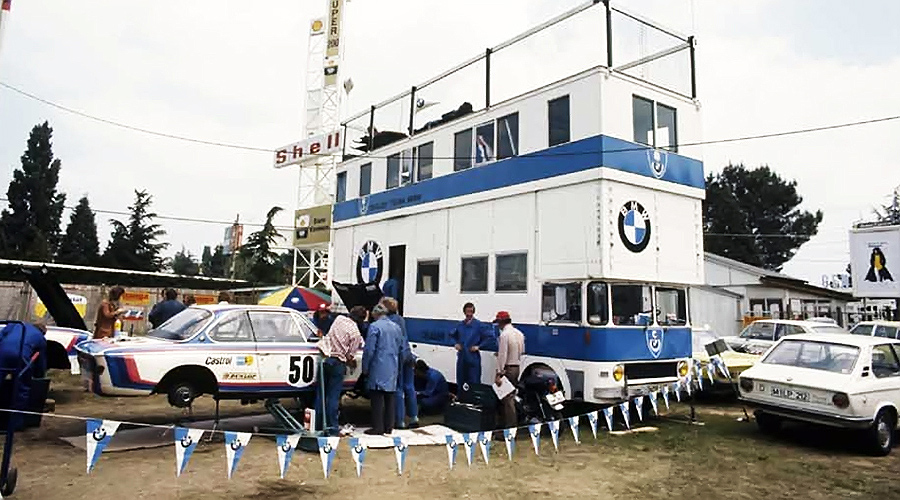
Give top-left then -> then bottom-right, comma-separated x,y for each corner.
867,409 -> 895,457
168,382 -> 197,409
755,411 -> 782,434
1,466 -> 18,496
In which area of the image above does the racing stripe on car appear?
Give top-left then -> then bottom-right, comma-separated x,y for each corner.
105,355 -> 156,391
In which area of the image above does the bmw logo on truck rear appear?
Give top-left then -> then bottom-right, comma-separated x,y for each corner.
618,200 -> 652,253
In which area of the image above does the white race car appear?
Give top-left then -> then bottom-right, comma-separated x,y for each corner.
75,304 -> 361,408
45,326 -> 91,374
739,333 -> 900,456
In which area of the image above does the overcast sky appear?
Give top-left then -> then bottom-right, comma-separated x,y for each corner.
0,0 -> 898,285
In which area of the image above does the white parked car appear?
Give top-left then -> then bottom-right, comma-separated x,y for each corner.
738,333 -> 900,455
723,319 -> 847,356
849,321 -> 900,340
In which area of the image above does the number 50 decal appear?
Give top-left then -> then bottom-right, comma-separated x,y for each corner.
288,356 -> 315,386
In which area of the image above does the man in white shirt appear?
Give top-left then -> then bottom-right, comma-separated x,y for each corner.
494,311 -> 525,428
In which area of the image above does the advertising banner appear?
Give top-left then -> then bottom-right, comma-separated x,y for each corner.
294,204 -> 333,247
850,226 -> 900,298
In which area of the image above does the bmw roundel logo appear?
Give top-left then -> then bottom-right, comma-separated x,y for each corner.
617,201 -> 652,253
356,240 -> 383,284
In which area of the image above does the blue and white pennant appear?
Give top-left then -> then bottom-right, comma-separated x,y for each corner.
528,423 -> 542,455
393,436 -> 408,476
547,420 -> 560,452
224,431 -> 251,479
349,437 -> 367,477
502,428 -> 517,460
587,411 -> 599,439
318,436 -> 340,479
568,416 -> 581,444
276,434 -> 301,479
86,419 -> 120,474
174,427 -> 205,477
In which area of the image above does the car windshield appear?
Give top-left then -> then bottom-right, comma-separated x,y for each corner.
850,324 -> 874,336
762,339 -> 860,374
148,309 -> 212,341
739,322 -> 775,340
811,325 -> 847,334
691,330 -> 729,353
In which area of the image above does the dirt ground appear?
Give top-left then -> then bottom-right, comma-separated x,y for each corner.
4,372 -> 900,500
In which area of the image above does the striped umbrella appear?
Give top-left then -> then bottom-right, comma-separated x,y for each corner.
258,286 -> 331,312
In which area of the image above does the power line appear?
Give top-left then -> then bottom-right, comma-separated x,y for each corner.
2,80 -> 899,160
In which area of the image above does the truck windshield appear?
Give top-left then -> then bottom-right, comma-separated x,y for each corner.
587,282 -> 609,325
610,284 -> 652,326
149,309 -> 212,341
656,287 -> 687,326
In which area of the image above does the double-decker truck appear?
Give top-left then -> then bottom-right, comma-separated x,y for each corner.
329,1 -> 704,406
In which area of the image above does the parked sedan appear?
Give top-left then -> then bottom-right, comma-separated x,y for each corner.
738,333 -> 900,455
75,305 -> 361,408
849,321 -> 900,340
723,319 -> 847,356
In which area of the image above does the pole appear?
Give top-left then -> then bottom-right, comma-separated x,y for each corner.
0,1 -> 10,71
603,0 -> 613,67
484,48 -> 492,109
688,35 -> 697,99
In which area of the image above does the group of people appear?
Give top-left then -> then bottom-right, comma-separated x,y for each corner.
93,286 -> 230,339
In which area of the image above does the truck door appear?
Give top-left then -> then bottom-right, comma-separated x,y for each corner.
388,245 -> 406,314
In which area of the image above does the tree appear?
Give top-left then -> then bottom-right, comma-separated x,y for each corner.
872,188 -> 900,225
237,206 -> 285,284
703,164 -> 823,271
200,245 -> 230,278
0,122 -> 67,260
171,247 -> 200,275
57,196 -> 101,266
103,190 -> 169,271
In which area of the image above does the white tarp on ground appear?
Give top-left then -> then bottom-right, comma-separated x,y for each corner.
344,424 -> 456,448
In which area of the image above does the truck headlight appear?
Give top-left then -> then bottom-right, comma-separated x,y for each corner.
677,360 -> 689,378
612,364 -> 624,382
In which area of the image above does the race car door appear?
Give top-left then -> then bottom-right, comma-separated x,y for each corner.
248,310 -> 320,393
206,310 -> 262,387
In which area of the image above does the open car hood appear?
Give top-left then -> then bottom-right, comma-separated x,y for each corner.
21,265 -> 88,331
331,281 -> 383,311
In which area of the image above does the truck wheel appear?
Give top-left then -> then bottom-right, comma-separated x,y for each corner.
868,409 -> 895,456
168,382 -> 197,409
755,411 -> 782,434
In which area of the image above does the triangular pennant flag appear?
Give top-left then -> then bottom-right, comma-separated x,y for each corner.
349,437 -> 367,477
393,436 -> 408,476
461,433 -> 476,466
661,385 -> 671,410
707,361 -> 715,383
276,434 -> 301,479
714,357 -> 729,378
175,427 -> 205,477
696,366 -> 705,391
648,391 -> 659,416
619,402 -> 631,430
602,406 -> 614,432
587,411 -> 599,439
445,435 -> 458,470
317,436 -> 339,479
528,423 -> 541,455
634,397 -> 644,422
477,432 -> 491,464
86,419 -> 121,474
684,376 -> 693,396
675,381 -> 683,402
568,416 -> 581,444
547,420 -> 560,452
502,428 -> 517,460
225,431 -> 251,479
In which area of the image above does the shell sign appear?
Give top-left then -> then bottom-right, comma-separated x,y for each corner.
34,294 -> 88,319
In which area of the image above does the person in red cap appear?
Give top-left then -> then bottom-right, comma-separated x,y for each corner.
494,310 -> 525,428
312,303 -> 337,336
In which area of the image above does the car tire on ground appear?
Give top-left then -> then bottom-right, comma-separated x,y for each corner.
167,382 -> 198,409
867,409 -> 895,457
755,411 -> 782,434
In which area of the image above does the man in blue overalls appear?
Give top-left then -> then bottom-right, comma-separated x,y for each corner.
450,302 -> 494,389
0,322 -> 47,431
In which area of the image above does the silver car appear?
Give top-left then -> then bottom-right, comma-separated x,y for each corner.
724,319 -> 848,356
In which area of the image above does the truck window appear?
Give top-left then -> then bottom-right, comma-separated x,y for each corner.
611,284 -> 652,326
416,260 -> 440,293
655,287 -> 687,326
461,256 -> 488,292
587,282 -> 609,326
496,253 -> 527,292
542,283 -> 581,323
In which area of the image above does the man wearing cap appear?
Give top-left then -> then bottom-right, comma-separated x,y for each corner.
450,302 -> 494,389
494,311 -> 525,428
312,303 -> 337,337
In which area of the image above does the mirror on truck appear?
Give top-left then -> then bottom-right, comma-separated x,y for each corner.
555,286 -> 567,319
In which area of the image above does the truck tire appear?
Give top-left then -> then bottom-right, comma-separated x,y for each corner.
867,409 -> 895,457
168,382 -> 198,409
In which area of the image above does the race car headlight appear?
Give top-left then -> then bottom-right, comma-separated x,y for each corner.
739,377 -> 754,392
677,360 -> 689,378
612,364 -> 624,382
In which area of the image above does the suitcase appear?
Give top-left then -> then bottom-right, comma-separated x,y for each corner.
443,402 -> 495,433
456,383 -> 498,410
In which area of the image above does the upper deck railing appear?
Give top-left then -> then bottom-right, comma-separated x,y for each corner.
340,0 -> 696,159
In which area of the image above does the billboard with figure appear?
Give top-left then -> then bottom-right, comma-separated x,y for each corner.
850,225 -> 900,298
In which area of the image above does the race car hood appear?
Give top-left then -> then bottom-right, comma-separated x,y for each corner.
75,335 -> 173,355
21,266 -> 88,331
332,281 -> 383,311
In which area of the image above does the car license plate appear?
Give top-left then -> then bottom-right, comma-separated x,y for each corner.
546,391 -> 565,406
771,386 -> 809,402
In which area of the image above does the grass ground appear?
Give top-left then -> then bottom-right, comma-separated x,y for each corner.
5,372 -> 900,499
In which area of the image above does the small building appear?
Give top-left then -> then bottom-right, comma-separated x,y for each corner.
692,252 -> 854,336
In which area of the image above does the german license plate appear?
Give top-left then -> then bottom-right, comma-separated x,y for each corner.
546,391 -> 565,406
771,386 -> 809,402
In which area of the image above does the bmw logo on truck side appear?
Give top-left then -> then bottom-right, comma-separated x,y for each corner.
618,201 -> 651,253
356,240 -> 384,284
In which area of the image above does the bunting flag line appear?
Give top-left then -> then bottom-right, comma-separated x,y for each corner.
276,434 -> 301,479
445,434 -> 458,470
648,391 -> 659,416
661,385 -> 671,410
462,433 -> 476,466
224,431 -> 251,479
619,402 -> 631,430
602,406 -> 614,432
502,428 -> 517,460
86,419 -> 120,474
477,432 -> 492,464
547,420 -> 560,452
683,375 -> 692,396
349,437 -> 367,477
175,427 -> 205,477
674,381 -> 683,402
707,360 -> 716,383
393,436 -> 408,476
587,411 -> 599,439
568,416 -> 581,444
318,436 -> 339,479
528,423 -> 541,455
634,397 -> 645,422
694,361 -> 704,391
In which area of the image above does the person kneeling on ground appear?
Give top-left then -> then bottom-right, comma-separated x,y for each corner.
414,359 -> 449,415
